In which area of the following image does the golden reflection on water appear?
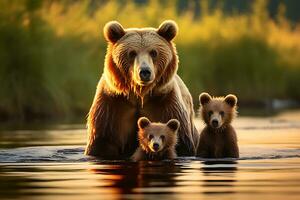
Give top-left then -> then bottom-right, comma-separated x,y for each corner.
1,158 -> 300,200
0,111 -> 300,199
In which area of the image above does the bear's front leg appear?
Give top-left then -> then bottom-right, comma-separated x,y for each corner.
84,93 -> 120,157
166,149 -> 177,160
85,89 -> 138,158
131,147 -> 146,161
85,138 -> 120,158
224,126 -> 239,158
196,128 -> 211,158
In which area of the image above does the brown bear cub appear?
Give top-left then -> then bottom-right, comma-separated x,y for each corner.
131,117 -> 180,161
197,93 -> 239,158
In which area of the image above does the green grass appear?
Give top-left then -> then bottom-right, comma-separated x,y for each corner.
0,0 -> 299,121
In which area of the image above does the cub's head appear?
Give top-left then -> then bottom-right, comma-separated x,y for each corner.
137,117 -> 179,153
199,93 -> 238,129
103,20 -> 178,96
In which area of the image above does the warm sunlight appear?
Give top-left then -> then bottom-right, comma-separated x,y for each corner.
0,0 -> 300,200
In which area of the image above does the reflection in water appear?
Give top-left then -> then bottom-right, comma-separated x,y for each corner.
0,167 -> 28,199
0,159 -> 300,200
89,161 -> 181,197
89,161 -> 139,195
201,161 -> 237,195
0,111 -> 300,199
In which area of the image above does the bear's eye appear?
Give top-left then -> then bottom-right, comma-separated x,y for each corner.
220,111 -> 225,116
208,111 -> 213,116
148,134 -> 154,140
128,50 -> 137,59
149,49 -> 158,58
160,135 -> 165,140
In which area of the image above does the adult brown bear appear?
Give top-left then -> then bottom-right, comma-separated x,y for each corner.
85,20 -> 199,158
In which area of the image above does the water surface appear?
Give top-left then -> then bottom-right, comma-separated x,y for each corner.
1,110 -> 300,200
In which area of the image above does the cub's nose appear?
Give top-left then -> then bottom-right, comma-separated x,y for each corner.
212,120 -> 219,128
153,143 -> 159,151
139,67 -> 151,82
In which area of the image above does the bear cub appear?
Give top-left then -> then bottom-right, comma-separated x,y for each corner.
197,93 -> 239,158
131,117 -> 180,161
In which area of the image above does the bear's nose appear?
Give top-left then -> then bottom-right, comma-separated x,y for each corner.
153,143 -> 159,151
139,67 -> 151,82
212,120 -> 219,128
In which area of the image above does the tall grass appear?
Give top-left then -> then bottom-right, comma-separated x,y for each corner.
0,0 -> 299,121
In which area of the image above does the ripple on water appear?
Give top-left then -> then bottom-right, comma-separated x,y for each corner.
0,146 -> 299,163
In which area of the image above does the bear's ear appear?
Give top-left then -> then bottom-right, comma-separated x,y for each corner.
157,20 -> 178,41
138,117 -> 151,129
166,119 -> 180,132
199,92 -> 212,106
224,94 -> 238,107
103,21 -> 125,43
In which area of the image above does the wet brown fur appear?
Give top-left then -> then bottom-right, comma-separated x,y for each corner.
197,93 -> 239,158
131,118 -> 178,161
85,21 -> 199,158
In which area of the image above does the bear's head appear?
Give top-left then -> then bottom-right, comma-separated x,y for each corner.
199,93 -> 238,129
103,20 -> 178,97
137,117 -> 179,153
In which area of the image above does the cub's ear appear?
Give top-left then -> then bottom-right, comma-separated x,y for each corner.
138,117 -> 151,129
157,20 -> 178,41
103,21 -> 125,43
167,119 -> 180,132
199,92 -> 212,106
224,94 -> 238,107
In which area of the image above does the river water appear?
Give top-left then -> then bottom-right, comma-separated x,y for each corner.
0,110 -> 300,200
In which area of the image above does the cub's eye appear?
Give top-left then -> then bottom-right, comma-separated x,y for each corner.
208,111 -> 213,116
128,50 -> 137,59
149,49 -> 158,58
220,111 -> 225,116
160,135 -> 165,140
148,134 -> 154,140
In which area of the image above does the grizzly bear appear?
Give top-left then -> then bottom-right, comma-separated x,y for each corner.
85,20 -> 199,158
196,93 -> 239,158
131,117 -> 179,161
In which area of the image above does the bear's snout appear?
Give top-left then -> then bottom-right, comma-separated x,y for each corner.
133,53 -> 155,85
152,143 -> 160,151
212,119 -> 219,128
139,66 -> 151,82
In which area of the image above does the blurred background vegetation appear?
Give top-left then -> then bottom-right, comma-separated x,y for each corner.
0,0 -> 299,122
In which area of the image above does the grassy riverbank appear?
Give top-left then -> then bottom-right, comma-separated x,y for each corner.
0,0 -> 299,121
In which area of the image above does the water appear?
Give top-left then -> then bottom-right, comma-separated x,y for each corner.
1,111 -> 300,200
